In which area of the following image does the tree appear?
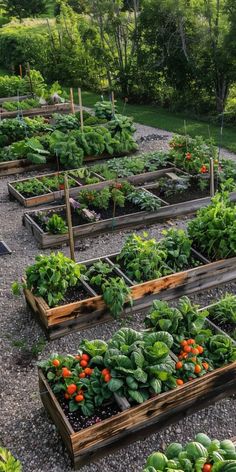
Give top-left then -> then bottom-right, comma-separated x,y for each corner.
3,0 -> 47,19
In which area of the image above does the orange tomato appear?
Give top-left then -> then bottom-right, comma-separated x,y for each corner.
81,354 -> 90,361
84,368 -> 93,376
191,348 -> 200,355
75,394 -> 84,402
52,359 -> 60,367
67,384 -> 77,395
202,362 -> 209,370
79,372 -> 86,378
175,361 -> 183,370
102,368 -> 110,376
176,379 -> 184,386
197,345 -> 204,354
194,364 -> 201,374
180,340 -> 188,347
183,345 -> 192,353
62,368 -> 72,378
104,374 -> 111,383
80,360 -> 88,368
187,339 -> 195,345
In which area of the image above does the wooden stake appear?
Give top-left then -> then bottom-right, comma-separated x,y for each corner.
210,157 -> 215,197
78,88 -> 84,132
64,175 -> 75,261
19,64 -> 23,79
111,91 -> 115,116
70,88 -> 75,115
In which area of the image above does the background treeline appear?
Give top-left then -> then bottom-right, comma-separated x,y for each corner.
0,0 -> 236,121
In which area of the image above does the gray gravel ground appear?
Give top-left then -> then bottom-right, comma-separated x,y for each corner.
0,124 -> 236,471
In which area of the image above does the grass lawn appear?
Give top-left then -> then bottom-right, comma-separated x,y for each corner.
68,89 -> 236,153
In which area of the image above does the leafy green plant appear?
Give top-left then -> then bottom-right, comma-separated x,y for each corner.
0,116 -> 49,148
127,189 -> 162,211
117,233 -> 171,282
210,293 -> 236,325
49,131 -> 84,169
94,100 -> 118,120
0,446 -> 22,471
101,328 -> 176,402
46,214 -> 68,234
158,175 -> 190,197
159,228 -> 192,271
85,261 -> 114,289
188,192 -> 236,260
53,113 -> 79,132
102,277 -> 132,319
12,252 -> 82,307
14,178 -> 47,197
142,434 -> 236,472
205,334 -> 236,368
2,98 -> 39,111
145,296 -> 209,348
5,137 -> 50,164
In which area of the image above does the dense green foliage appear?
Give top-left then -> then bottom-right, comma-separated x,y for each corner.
1,1 -> 236,119
143,434 -> 236,472
188,192 -> 236,260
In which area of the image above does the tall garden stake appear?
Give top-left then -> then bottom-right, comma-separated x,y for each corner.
78,88 -> 84,132
210,158 -> 215,197
111,91 -> 115,116
70,88 -> 75,114
64,175 -> 75,261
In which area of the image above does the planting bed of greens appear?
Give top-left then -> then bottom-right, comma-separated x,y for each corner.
143,434 -> 236,471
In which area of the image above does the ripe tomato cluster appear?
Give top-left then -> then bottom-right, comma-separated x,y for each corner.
175,339 -> 210,386
50,353 -> 112,404
101,368 -> 112,383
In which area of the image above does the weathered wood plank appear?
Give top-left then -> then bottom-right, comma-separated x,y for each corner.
0,102 -> 71,119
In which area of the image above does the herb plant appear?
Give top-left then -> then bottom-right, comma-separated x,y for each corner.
94,100 -> 117,120
0,446 -> 22,472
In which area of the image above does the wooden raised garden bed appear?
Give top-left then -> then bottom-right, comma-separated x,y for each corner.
0,151 -> 136,178
8,167 -> 177,208
22,187 -> 168,248
0,94 -> 32,104
24,249 -> 236,339
22,184 -> 236,248
38,315 -> 236,468
0,102 -> 71,119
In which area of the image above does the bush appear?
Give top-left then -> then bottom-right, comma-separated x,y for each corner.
0,75 -> 26,97
0,27 -> 50,76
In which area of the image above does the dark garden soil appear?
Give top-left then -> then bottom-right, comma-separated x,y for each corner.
57,394 -> 121,432
59,284 -> 92,306
32,200 -> 143,231
148,178 -> 211,204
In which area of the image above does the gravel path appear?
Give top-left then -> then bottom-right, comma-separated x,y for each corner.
0,131 -> 236,472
